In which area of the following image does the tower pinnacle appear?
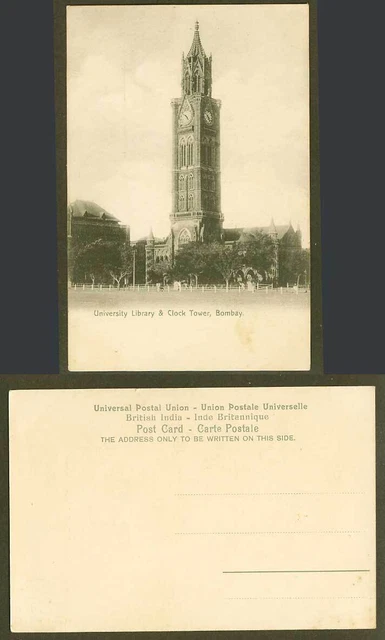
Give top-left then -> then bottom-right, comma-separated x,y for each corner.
182,22 -> 212,97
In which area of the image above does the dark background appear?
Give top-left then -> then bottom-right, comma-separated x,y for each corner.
0,2 -> 385,639
1,0 -> 384,374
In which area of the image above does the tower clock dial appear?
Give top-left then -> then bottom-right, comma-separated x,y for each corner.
204,109 -> 213,124
179,99 -> 193,127
179,110 -> 192,126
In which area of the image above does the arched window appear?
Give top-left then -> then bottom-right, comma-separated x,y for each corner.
188,173 -> 193,190
179,174 -> 186,190
210,139 -> 215,166
179,193 -> 185,211
188,193 -> 194,211
187,137 -> 194,166
207,142 -> 212,166
202,137 -> 209,166
179,138 -> 186,168
184,73 -> 190,94
179,228 -> 191,245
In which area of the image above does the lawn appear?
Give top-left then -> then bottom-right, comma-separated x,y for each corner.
69,287 -> 310,311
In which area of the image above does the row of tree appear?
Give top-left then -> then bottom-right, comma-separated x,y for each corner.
70,234 -> 309,288
70,239 -> 133,288
149,233 -> 277,287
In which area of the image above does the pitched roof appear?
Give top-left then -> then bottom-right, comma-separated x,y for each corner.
68,199 -> 120,222
275,224 -> 293,239
224,223 -> 294,242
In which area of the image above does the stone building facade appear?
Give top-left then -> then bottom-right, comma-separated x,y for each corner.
67,199 -> 129,283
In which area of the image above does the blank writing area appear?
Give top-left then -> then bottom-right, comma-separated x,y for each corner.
9,387 -> 375,631
172,492 -> 373,629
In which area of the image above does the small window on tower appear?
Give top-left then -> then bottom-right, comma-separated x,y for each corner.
209,139 -> 216,166
179,138 -> 186,168
187,137 -> 194,166
188,173 -> 194,190
202,137 -> 209,165
188,193 -> 194,211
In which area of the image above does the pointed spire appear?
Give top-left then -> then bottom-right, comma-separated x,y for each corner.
182,22 -> 212,97
187,20 -> 206,58
148,227 -> 154,243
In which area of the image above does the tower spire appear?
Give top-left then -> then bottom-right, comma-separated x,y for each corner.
182,22 -> 212,97
187,20 -> 206,58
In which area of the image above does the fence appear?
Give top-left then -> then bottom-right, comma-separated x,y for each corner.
70,283 -> 309,294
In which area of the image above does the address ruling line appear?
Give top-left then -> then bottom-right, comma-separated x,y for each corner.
226,597 -> 374,600
175,492 -> 365,496
175,530 -> 364,535
223,569 -> 370,574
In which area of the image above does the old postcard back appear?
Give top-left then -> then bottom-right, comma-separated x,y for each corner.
10,386 -> 375,631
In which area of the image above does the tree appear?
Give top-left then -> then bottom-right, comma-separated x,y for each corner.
291,248 -> 310,286
146,261 -> 172,285
106,242 -> 133,288
72,239 -> 132,287
278,246 -> 309,286
72,239 -> 108,284
172,242 -> 209,286
240,232 -> 276,281
208,242 -> 243,288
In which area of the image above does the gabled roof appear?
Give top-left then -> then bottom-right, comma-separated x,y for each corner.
275,224 -> 293,239
224,223 -> 295,242
68,199 -> 120,222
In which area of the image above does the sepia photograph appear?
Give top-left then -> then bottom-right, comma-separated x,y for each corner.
66,3 -> 312,371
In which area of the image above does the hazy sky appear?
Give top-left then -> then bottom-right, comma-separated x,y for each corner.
67,4 -> 309,245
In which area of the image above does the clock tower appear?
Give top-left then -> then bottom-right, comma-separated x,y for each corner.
170,22 -> 223,251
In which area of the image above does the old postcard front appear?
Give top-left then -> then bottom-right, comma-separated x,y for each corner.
66,4 -> 311,371
10,386 -> 375,632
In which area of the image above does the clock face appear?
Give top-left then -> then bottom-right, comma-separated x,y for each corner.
179,98 -> 193,127
204,110 -> 213,124
179,109 -> 192,126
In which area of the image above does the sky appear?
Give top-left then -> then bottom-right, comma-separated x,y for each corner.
67,4 -> 310,246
